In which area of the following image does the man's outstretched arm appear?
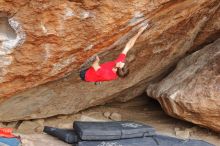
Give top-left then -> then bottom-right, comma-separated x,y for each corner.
122,25 -> 148,55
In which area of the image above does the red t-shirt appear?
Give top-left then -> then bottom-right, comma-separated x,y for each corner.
85,54 -> 126,82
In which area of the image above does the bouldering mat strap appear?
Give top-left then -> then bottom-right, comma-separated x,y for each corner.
151,135 -> 160,146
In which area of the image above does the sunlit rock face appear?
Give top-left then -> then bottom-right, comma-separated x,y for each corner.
147,39 -> 220,132
0,0 -> 219,121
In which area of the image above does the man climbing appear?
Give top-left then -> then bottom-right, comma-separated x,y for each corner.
80,24 -> 147,82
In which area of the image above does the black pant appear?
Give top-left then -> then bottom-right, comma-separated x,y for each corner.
80,69 -> 88,81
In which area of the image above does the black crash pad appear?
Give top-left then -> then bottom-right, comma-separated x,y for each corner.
74,121 -> 155,140
77,135 -> 214,146
43,126 -> 78,144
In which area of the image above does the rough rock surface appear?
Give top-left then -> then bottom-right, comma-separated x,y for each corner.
0,0 -> 219,121
190,7 -> 220,52
147,39 -> 220,132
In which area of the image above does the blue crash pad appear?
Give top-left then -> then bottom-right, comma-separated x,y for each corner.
0,137 -> 21,146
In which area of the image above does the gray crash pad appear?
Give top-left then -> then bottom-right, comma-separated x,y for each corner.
73,121 -> 155,140
77,135 -> 214,146
43,126 -> 78,144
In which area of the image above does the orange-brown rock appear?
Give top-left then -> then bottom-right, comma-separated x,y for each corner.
0,0 -> 219,121
0,0 -> 178,99
190,7 -> 220,53
147,39 -> 220,132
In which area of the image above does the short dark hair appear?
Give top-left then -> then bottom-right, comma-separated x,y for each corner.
116,64 -> 129,78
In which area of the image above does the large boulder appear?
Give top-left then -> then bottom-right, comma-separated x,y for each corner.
0,0 -> 219,121
147,39 -> 220,132
190,7 -> 220,53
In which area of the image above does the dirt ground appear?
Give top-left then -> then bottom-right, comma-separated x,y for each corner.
16,95 -> 220,146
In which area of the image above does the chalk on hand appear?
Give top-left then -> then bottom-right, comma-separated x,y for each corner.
128,12 -> 145,26
138,20 -> 149,29
134,11 -> 145,18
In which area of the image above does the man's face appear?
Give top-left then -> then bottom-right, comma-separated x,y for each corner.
116,62 -> 125,69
